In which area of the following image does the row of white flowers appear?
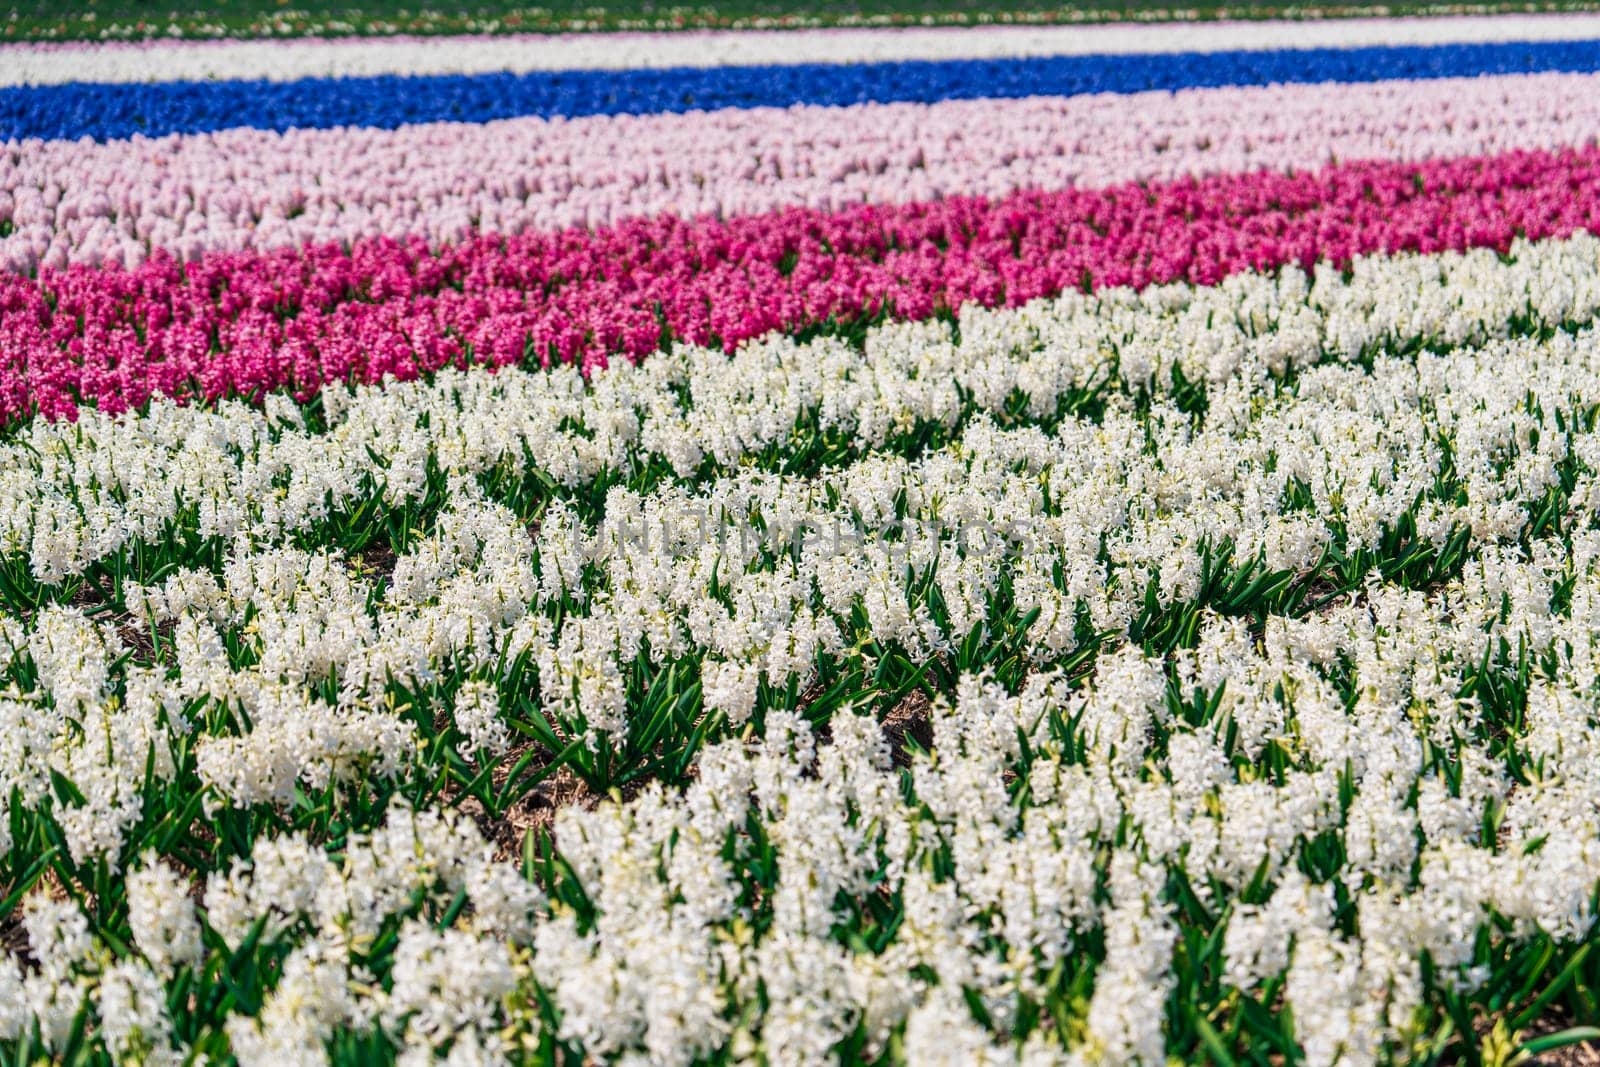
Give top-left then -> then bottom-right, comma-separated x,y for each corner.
8,14 -> 1596,87
3,235 -> 1600,1063
7,231 -> 1599,586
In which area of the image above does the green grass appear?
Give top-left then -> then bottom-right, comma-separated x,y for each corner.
6,0 -> 1600,41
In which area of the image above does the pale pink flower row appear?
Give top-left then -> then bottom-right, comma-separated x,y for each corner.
3,71 -> 1598,273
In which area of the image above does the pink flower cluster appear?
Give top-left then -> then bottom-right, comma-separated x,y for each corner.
3,143 -> 1597,425
3,72 -> 1598,274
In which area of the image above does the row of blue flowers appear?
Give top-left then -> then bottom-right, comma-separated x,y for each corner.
6,39 -> 1600,142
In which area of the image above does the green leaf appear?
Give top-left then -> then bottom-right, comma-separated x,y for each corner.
1519,1027 -> 1600,1057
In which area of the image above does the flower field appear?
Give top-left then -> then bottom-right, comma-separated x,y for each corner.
6,12 -> 1600,1067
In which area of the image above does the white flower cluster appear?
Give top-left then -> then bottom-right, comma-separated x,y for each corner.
3,234 -> 1600,1063
2,804 -> 539,1065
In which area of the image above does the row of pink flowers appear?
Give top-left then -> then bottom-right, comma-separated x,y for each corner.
2,143 -> 1597,425
4,72 -> 1598,274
